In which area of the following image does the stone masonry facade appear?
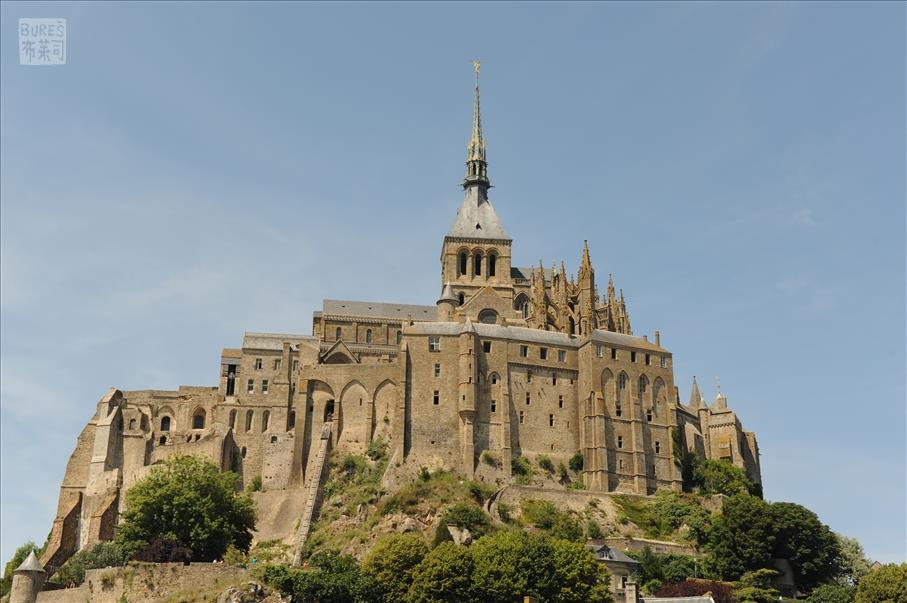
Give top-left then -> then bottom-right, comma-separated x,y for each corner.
40,66 -> 761,572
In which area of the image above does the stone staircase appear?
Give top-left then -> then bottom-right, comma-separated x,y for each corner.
292,421 -> 333,565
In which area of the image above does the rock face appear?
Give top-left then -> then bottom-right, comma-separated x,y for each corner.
217,581 -> 266,603
447,525 -> 473,546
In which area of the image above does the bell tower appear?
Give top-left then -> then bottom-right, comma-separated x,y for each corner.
440,61 -> 514,308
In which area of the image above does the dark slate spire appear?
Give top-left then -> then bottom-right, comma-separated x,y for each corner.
463,60 -> 490,189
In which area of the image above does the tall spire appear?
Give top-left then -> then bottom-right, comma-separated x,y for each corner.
689,376 -> 703,408
464,60 -> 490,189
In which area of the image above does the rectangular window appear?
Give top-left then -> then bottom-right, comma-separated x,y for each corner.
660,356 -> 667,369
519,345 -> 529,358
596,345 -> 603,358
645,354 -> 651,366
549,414 -> 554,427
255,358 -> 263,370
429,336 -> 441,352
527,370 -> 532,384
611,348 -> 618,360
619,459 -> 625,470
292,359 -> 299,372
291,382 -> 296,395
483,340 -> 492,353
552,372 -> 557,385
631,351 -> 637,363
433,391 -> 440,405
558,395 -> 564,408
617,435 -> 623,448
491,399 -> 497,413
434,364 -> 441,378
655,441 -> 661,454
558,350 -> 566,363
519,411 -> 524,424
525,392 -> 531,405
247,379 -> 254,394
615,402 -> 622,417
539,347 -> 548,360
262,379 -> 269,394
646,409 -> 653,422
273,358 -> 281,371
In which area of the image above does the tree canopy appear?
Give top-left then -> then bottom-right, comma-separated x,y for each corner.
115,454 -> 256,561
362,534 -> 429,602
855,563 -> 907,603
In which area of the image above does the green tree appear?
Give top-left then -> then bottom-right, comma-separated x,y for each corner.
433,503 -> 491,546
855,563 -> 907,603
261,553 -> 378,603
835,534 -> 871,586
808,583 -> 856,603
695,459 -> 754,496
471,530 -> 536,602
51,542 -> 126,587
115,455 -> 256,561
705,494 -> 775,580
406,542 -> 476,603
549,538 -> 612,603
569,452 -> 584,472
362,534 -> 429,602
1,541 -> 44,596
770,502 -> 843,591
734,568 -> 780,603
671,427 -> 700,492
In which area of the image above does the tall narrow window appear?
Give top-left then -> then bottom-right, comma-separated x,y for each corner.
433,391 -> 440,405
247,379 -> 255,394
552,372 -> 557,386
619,459 -> 624,470
527,370 -> 532,383
229,410 -> 237,430
262,379 -> 270,395
458,293 -> 465,306
539,347 -> 548,360
488,253 -> 497,277
655,441 -> 661,454
631,351 -> 637,363
459,252 -> 468,275
660,356 -> 667,369
429,336 -> 441,352
491,399 -> 497,413
615,402 -> 622,417
287,410 -> 296,430
519,411 -> 524,424
483,341 -> 492,353
639,377 -> 647,395
646,409 -> 653,422
396,331 -> 403,344
434,364 -> 441,378
611,348 -> 618,360
474,253 -> 482,276
255,358 -> 263,370
549,414 -> 554,427
292,359 -> 299,372
262,410 -> 270,432
558,395 -> 564,408
335,327 -> 342,340
491,374 -> 498,385
558,350 -> 566,363
525,392 -> 531,405
520,345 -> 529,358
273,358 -> 281,371
245,410 -> 253,432
366,329 -> 373,344
645,354 -> 651,366
617,435 -> 623,449
596,345 -> 603,358
160,416 -> 171,432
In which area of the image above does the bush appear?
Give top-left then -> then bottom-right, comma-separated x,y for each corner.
481,450 -> 500,468
521,499 -> 559,529
628,547 -> 700,595
406,542 -> 476,603
362,534 -> 429,602
734,568 -> 780,603
434,503 -> 491,546
855,563 -> 907,603
260,552 -> 378,603
51,542 -> 126,587
497,502 -> 513,523
115,455 -> 255,561
511,456 -> 533,485
223,544 -> 247,567
247,475 -> 263,492
537,455 -> 555,474
569,452 -> 584,472
695,459 -> 755,497
557,462 -> 569,482
808,583 -> 856,603
366,437 -> 388,461
587,520 -> 604,540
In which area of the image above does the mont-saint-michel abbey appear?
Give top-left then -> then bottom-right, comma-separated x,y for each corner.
39,66 -> 761,573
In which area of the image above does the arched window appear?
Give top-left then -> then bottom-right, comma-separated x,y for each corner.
245,410 -> 254,432
335,326 -> 342,340
488,253 -> 497,277
491,373 -> 499,385
128,418 -> 136,430
617,373 -> 628,401
638,376 -> 648,396
229,410 -> 237,430
568,317 -> 576,335
241,446 -> 247,458
192,409 -> 206,430
458,293 -> 465,306
160,416 -> 171,432
474,253 -> 483,276
478,309 -> 498,324
262,410 -> 270,432
366,329 -> 373,344
459,252 -> 468,275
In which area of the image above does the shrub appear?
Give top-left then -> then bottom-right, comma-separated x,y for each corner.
407,542 -> 476,603
433,503 -> 491,546
734,568 -> 781,603
511,456 -> 532,484
481,450 -> 500,468
247,475 -> 263,492
537,455 -> 555,474
497,502 -> 513,523
223,544 -> 247,566
362,534 -> 429,602
569,452 -> 584,472
418,466 -> 431,482
855,563 -> 907,603
808,583 -> 856,603
52,542 -> 127,587
557,462 -> 569,482
366,437 -> 388,461
522,499 -> 559,529
468,481 -> 493,504
656,580 -> 735,603
587,520 -> 604,540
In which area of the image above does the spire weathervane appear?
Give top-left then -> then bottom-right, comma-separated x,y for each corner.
464,60 -> 490,189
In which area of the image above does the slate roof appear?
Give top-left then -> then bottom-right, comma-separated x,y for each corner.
242,332 -> 317,351
406,321 -> 580,347
322,300 -> 436,321
585,543 -> 639,564
446,187 -> 509,240
590,329 -> 668,353
15,551 -> 44,573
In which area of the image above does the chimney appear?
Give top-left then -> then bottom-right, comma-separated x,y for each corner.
655,330 -> 661,346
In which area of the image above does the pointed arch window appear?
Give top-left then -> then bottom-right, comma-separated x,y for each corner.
262,410 -> 270,432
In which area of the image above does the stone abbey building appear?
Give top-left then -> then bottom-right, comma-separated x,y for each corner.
40,66 -> 761,571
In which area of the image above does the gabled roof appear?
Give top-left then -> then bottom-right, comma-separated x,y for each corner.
446,187 -> 509,240
319,339 -> 360,364
322,299 -> 436,321
585,543 -> 639,564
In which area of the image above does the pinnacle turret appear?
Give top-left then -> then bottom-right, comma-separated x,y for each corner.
463,60 -> 489,189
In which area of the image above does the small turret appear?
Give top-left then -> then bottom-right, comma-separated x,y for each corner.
10,551 -> 45,603
436,282 -> 458,321
713,383 -> 728,411
688,376 -> 703,408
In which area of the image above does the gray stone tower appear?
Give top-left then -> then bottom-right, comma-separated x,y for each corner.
10,551 -> 45,603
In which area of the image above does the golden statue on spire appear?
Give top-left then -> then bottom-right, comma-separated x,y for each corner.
473,59 -> 480,75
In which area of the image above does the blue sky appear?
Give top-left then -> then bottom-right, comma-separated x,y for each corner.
1,2 -> 904,565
